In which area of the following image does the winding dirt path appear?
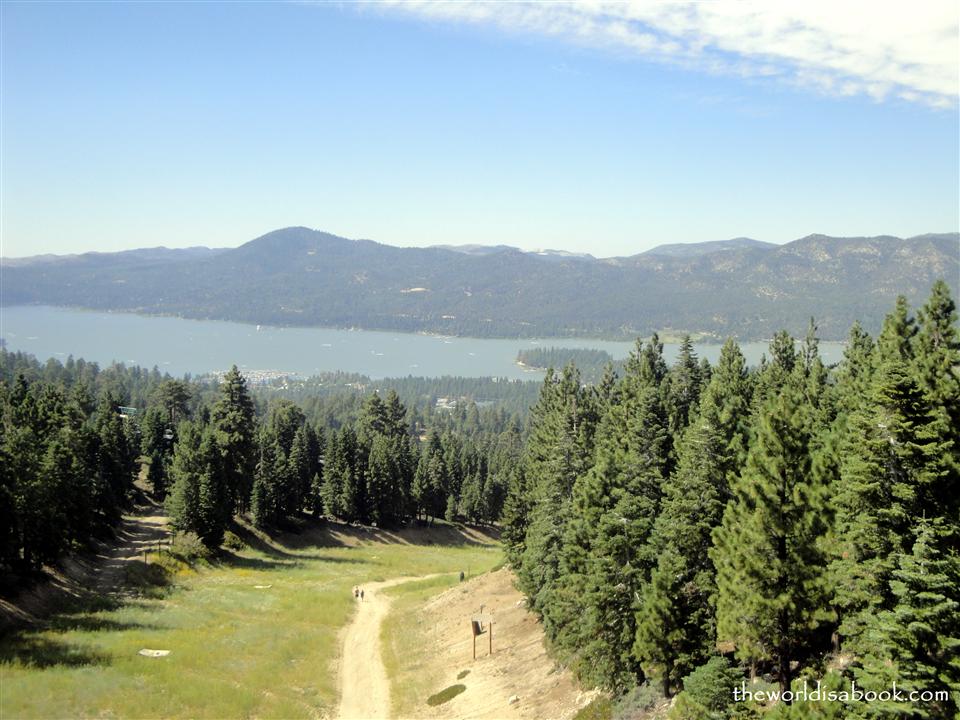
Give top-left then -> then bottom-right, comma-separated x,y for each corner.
336,575 -> 442,720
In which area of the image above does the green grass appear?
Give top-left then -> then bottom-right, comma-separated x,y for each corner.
0,524 -> 501,719
573,696 -> 613,720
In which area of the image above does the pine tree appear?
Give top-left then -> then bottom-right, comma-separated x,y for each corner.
752,330 -> 798,408
517,364 -> 597,626
410,450 -> 431,521
288,425 -> 311,515
633,340 -> 752,693
338,427 -> 366,522
308,424 -> 325,515
711,383 -> 832,697
635,407 -> 728,693
856,520 -> 960,720
634,548 -> 690,696
500,466 -> 531,566
555,340 -> 670,689
877,295 -> 917,365
166,421 -> 204,537
831,357 -> 947,652
196,426 -> 229,547
210,366 -> 256,514
663,335 -> 702,445
366,434 -> 403,526
913,280 -> 960,541
251,433 -> 280,528
318,430 -> 341,518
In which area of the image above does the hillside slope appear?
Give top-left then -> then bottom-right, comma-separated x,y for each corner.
3,227 -> 957,340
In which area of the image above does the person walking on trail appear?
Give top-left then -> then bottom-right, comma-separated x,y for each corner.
353,586 -> 358,599
360,589 -> 365,602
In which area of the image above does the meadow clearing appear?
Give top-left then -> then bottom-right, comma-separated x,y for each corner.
0,521 -> 502,719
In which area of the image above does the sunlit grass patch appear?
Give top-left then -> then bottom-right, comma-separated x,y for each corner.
0,525 -> 501,719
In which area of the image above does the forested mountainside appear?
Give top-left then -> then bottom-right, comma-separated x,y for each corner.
502,280 -> 959,718
2,281 -> 957,718
0,350 -> 529,574
3,227 -> 956,340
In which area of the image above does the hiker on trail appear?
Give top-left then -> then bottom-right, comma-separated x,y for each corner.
360,589 -> 365,602
459,571 -> 465,582
353,586 -> 358,599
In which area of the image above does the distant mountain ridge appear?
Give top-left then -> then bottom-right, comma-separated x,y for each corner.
2,227 -> 957,341
641,237 -> 776,258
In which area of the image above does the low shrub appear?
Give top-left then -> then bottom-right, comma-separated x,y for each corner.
574,696 -> 613,720
222,531 -> 246,551
170,532 -> 210,563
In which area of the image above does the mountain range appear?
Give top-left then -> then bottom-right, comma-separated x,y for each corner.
2,228 -> 957,341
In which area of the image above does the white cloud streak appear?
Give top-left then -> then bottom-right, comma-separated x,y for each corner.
368,1 -> 959,108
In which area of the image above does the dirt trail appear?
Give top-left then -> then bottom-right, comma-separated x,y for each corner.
336,574 -> 442,720
95,508 -> 170,592
0,490 -> 171,631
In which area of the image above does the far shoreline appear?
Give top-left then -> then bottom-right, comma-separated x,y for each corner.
0,302 -> 849,347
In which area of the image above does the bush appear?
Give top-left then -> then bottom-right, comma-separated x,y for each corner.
667,692 -> 712,720
222,531 -> 246,551
574,696 -> 613,720
680,657 -> 745,715
614,682 -> 664,718
170,532 -> 210,563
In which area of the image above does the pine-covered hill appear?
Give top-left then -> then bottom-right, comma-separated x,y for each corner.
502,280 -> 960,718
3,227 -> 957,340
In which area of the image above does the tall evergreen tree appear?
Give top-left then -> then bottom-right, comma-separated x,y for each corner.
210,366 -> 256,513
831,357 -> 948,652
555,340 -> 670,689
516,364 -> 596,624
856,520 -> 960,720
663,335 -> 702,444
166,421 -> 205,538
913,280 -> 960,541
711,383 -> 832,697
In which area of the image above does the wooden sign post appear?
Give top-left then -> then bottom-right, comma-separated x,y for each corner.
471,613 -> 494,660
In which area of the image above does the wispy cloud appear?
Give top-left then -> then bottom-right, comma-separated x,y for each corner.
367,1 -> 958,108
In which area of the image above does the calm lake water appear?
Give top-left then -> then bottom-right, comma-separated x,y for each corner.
1,306 -> 846,380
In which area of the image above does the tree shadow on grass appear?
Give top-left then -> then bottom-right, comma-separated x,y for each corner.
226,520 -> 368,564
0,634 -> 111,669
47,613 -> 164,634
213,550 -> 297,572
275,516 -> 502,551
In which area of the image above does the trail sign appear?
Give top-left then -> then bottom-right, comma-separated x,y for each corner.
470,614 -> 495,658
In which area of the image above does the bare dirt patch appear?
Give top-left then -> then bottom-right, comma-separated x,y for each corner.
391,567 -> 598,720
336,574 -> 444,720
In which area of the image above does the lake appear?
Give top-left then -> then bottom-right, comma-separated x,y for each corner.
0,306 -> 847,380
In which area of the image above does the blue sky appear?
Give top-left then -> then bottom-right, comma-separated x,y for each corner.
1,1 -> 957,257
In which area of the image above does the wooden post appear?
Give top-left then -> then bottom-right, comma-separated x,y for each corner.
489,621 -> 493,655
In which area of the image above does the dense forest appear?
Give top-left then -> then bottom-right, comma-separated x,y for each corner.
517,347 -> 621,384
2,280 -> 956,718
502,280 -> 959,718
0,354 -> 526,573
